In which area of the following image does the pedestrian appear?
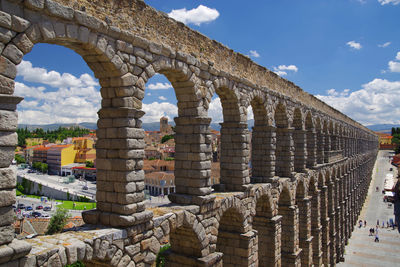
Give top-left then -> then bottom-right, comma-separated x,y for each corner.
359,220 -> 363,228
364,220 -> 367,227
377,219 -> 379,226
369,228 -> 373,236
382,221 -> 385,228
374,232 -> 379,242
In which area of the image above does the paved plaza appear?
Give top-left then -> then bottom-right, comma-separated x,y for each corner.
338,150 -> 400,267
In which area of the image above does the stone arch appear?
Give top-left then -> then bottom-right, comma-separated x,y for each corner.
253,189 -> 279,266
1,13 -> 153,226
166,211 -> 209,266
315,116 -> 325,164
293,108 -> 306,172
305,111 -> 317,168
274,102 -> 293,177
278,183 -> 300,266
296,177 -> 313,266
318,171 -> 330,265
248,93 -> 275,182
216,205 -> 247,265
213,78 -> 250,191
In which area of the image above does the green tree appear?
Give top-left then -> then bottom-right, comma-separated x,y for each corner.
46,208 -> 70,235
85,161 -> 94,168
15,154 -> 25,164
40,163 -> 48,173
161,134 -> 174,143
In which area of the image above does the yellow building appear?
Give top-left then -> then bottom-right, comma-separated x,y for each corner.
47,145 -> 77,175
72,137 -> 96,163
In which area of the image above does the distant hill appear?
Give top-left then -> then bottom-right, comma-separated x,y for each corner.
18,119 -> 256,132
366,124 -> 400,133
18,122 -> 97,131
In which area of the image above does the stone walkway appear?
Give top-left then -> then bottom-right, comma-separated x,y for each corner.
338,150 -> 400,267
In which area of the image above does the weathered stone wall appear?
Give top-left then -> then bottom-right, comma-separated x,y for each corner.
0,0 -> 379,266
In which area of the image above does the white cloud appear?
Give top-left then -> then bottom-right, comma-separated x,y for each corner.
147,82 -> 172,90
396,51 -> 400,60
378,42 -> 391,48
141,102 -> 178,123
158,96 -> 167,101
168,5 -> 219,26
249,50 -> 260,58
15,61 -> 101,124
17,60 -> 98,88
273,64 -> 298,76
316,78 -> 400,125
378,0 -> 400,5
389,61 -> 400,72
208,97 -> 223,123
346,41 -> 362,50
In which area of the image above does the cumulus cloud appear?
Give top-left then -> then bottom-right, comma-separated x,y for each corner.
386,52 -> 400,72
141,102 -> 178,123
316,78 -> 400,125
273,65 -> 298,76
17,60 -> 98,88
249,50 -> 260,58
389,61 -> 400,72
15,61 -> 101,124
378,42 -> 391,48
378,0 -> 400,5
158,96 -> 167,101
168,5 -> 219,26
346,41 -> 362,50
147,82 -> 172,90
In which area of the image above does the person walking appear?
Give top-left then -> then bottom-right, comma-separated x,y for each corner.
374,231 -> 379,242
364,220 -> 367,227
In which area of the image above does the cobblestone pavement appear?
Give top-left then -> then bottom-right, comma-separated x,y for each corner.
338,150 -> 400,267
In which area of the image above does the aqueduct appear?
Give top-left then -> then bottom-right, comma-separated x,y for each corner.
0,0 -> 378,266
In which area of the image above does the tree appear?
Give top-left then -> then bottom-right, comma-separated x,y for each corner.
161,134 -> 174,143
40,163 -> 48,173
46,208 -> 70,235
15,154 -> 25,164
85,161 -> 94,168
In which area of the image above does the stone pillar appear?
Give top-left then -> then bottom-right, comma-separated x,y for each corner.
85,107 -> 152,227
327,182 -> 337,266
293,129 -> 307,173
316,131 -> 325,164
219,122 -> 250,191
324,133 -> 331,163
297,197 -> 313,266
0,95 -> 32,262
306,130 -> 317,168
280,205 -> 301,266
251,125 -> 276,183
217,230 -> 258,266
311,189 -> 322,266
320,186 -> 330,266
254,215 -> 282,267
275,128 -> 294,178
169,117 -> 214,204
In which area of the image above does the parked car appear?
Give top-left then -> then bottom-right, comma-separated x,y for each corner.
82,185 -> 88,190
41,213 -> 50,218
31,211 -> 41,218
43,206 -> 51,211
17,204 -> 25,209
36,205 -> 43,210
25,206 -> 33,211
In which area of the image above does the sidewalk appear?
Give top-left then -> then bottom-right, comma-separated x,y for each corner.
338,150 -> 400,267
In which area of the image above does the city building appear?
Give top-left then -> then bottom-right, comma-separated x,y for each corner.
377,132 -> 395,150
32,146 -> 51,163
47,145 -> 76,175
72,137 -> 96,163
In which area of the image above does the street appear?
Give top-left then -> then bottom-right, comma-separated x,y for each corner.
338,150 -> 400,267
15,166 -> 96,200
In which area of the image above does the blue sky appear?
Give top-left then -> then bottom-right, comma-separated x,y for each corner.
15,0 -> 400,126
